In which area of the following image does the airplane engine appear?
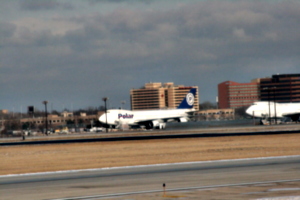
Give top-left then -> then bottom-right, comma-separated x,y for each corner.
144,121 -> 154,129
145,121 -> 166,129
152,120 -> 161,129
157,122 -> 166,129
178,117 -> 188,122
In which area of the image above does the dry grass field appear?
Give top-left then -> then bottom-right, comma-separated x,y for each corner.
1,133 -> 300,175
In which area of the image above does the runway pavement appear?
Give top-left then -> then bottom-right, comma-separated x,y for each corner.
1,121 -> 300,146
1,156 -> 300,200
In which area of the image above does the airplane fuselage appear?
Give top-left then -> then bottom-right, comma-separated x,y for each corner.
246,101 -> 300,121
99,88 -> 197,129
99,108 -> 194,129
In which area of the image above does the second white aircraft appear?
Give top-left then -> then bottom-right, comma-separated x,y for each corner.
246,101 -> 300,122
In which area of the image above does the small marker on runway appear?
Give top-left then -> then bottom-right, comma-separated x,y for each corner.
163,183 -> 166,196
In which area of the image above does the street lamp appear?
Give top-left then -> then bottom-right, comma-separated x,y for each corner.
42,101 -> 48,135
262,88 -> 271,125
102,97 -> 108,133
262,87 -> 277,125
121,100 -> 126,110
271,87 -> 277,125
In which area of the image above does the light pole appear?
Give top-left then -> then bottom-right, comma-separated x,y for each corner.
43,101 -> 48,135
102,97 -> 108,133
271,87 -> 277,125
121,100 -> 126,110
263,87 -> 271,125
267,88 -> 271,125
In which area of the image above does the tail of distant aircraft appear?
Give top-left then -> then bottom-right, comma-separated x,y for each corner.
177,88 -> 197,109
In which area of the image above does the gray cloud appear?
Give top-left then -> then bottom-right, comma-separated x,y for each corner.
20,0 -> 74,11
88,0 -> 156,4
79,1 -> 300,73
1,0 -> 300,110
0,22 -> 16,47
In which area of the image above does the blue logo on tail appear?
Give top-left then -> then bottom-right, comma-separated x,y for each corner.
177,88 -> 196,109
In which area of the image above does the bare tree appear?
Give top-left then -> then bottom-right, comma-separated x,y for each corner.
200,101 -> 217,110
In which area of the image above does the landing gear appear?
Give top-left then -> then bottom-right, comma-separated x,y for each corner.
145,122 -> 153,130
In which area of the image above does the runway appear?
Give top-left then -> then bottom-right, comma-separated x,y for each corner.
1,156 -> 300,200
1,121 -> 300,146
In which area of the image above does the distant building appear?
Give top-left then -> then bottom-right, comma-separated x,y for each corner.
218,80 -> 260,109
61,111 -> 74,118
20,111 -> 104,131
260,74 -> 300,103
196,109 -> 235,120
130,82 -> 199,110
0,110 -> 9,114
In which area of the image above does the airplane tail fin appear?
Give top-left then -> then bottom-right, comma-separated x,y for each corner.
177,88 -> 197,109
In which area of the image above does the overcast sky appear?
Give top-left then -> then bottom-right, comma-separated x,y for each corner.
1,0 -> 299,112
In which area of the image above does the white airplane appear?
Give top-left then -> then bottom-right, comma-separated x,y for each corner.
246,101 -> 300,123
99,88 -> 197,129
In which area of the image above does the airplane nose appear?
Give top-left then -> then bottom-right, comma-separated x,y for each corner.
245,107 -> 253,116
99,114 -> 106,123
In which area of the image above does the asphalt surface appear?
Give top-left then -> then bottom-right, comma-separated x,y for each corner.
1,121 -> 300,146
1,156 -> 300,200
1,122 -> 300,199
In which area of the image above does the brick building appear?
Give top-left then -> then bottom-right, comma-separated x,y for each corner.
218,80 -> 260,109
19,112 -> 103,132
130,82 -> 199,110
260,74 -> 300,103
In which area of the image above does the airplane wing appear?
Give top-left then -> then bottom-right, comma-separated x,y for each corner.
133,110 -> 196,124
282,112 -> 300,121
133,111 -> 196,129
134,116 -> 179,124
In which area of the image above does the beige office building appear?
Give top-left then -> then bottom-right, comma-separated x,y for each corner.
130,82 -> 199,110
